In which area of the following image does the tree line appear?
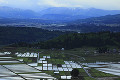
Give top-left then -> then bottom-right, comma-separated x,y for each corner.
11,31 -> 120,49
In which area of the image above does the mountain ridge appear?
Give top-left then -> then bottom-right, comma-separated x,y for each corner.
74,14 -> 120,24
1,6 -> 120,21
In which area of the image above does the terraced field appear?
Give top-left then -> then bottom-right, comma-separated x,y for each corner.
0,50 -> 119,80
0,52 -> 56,80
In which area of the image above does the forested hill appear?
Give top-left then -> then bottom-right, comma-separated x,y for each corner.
0,27 -> 69,46
32,32 -> 120,49
74,14 -> 120,24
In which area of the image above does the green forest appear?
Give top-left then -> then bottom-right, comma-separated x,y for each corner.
0,27 -> 70,46
11,31 -> 120,49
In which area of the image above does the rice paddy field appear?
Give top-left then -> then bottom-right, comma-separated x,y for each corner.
0,47 -> 120,80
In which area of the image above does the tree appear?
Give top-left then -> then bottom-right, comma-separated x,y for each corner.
71,68 -> 79,77
97,47 -> 108,53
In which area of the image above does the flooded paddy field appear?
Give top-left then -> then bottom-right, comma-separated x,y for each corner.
0,47 -> 120,80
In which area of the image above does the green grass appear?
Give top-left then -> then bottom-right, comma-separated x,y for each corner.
82,65 -> 87,67
60,71 -> 65,75
38,63 -> 42,66
62,47 -> 120,63
89,69 -> 116,77
84,54 -> 120,63
14,57 -> 33,63
0,63 -> 24,65
64,71 -> 70,76
84,77 -> 96,80
78,68 -> 86,72
47,59 -> 65,64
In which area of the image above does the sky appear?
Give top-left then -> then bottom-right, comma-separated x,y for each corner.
0,0 -> 120,11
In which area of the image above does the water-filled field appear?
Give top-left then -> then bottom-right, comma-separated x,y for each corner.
0,50 -> 119,80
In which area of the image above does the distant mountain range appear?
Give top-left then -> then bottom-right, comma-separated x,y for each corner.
39,7 -> 120,20
74,14 -> 120,24
1,6 -> 120,21
42,14 -> 120,32
0,6 -> 37,18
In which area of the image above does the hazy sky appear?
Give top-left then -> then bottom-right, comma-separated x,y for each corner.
0,0 -> 120,11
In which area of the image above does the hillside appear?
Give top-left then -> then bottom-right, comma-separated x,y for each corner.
43,24 -> 120,33
75,14 -> 120,24
33,32 -> 120,49
43,14 -> 120,32
0,27 -> 69,46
